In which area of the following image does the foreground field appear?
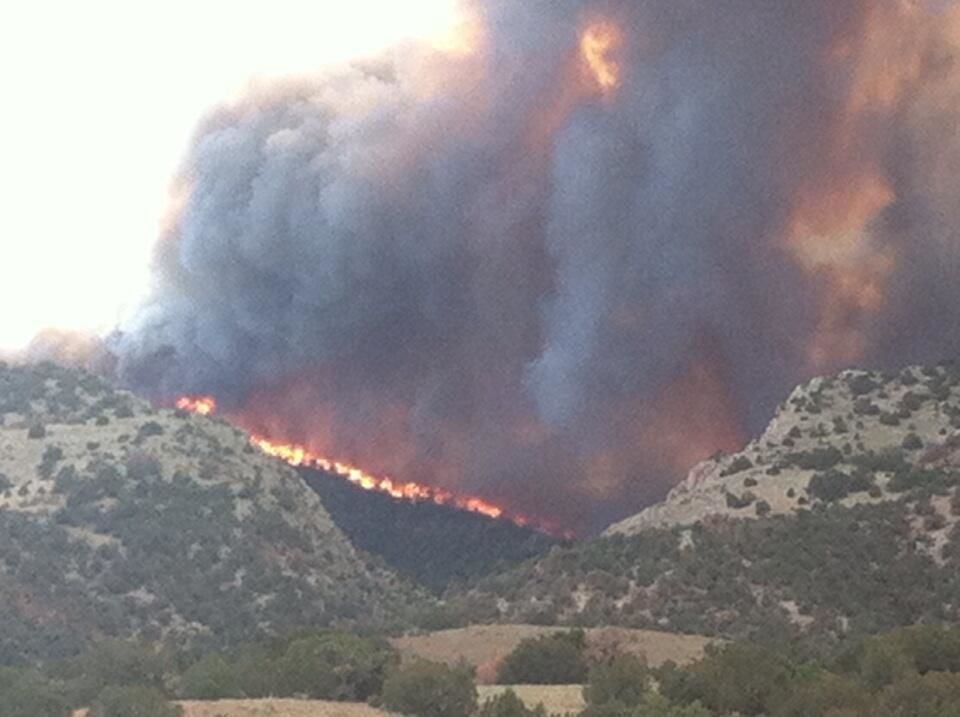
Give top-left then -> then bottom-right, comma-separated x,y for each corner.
182,701 -> 391,717
76,691 -> 578,717
478,685 -> 585,715
392,624 -> 713,682
74,702 -> 393,717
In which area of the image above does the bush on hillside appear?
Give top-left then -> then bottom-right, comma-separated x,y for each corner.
0,667 -> 69,717
497,630 -> 589,684
786,447 -> 843,471
178,653 -> 242,700
583,653 -> 650,709
27,423 -> 47,439
275,631 -> 398,700
720,456 -> 753,477
477,689 -> 548,717
846,374 -> 879,396
808,470 -> 854,502
662,643 -> 793,717
381,660 -> 477,717
902,433 -> 924,451
67,640 -> 167,705
90,686 -> 181,717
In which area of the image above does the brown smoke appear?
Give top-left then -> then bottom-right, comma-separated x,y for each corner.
110,0 -> 960,533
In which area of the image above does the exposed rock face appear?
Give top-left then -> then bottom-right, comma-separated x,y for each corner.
607,365 -> 960,536
0,362 -> 424,664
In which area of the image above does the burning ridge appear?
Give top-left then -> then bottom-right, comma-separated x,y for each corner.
176,395 -> 564,536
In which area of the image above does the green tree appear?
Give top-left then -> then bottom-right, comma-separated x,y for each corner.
72,640 -> 167,703
478,689 -> 548,717
178,653 -> 242,700
275,631 -> 398,700
876,671 -> 960,717
583,653 -> 650,708
90,685 -> 181,717
381,659 -> 477,717
632,693 -> 712,717
0,667 -> 69,717
497,630 -> 589,684
686,643 -> 793,716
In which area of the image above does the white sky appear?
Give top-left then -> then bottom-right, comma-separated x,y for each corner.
0,1 -> 461,351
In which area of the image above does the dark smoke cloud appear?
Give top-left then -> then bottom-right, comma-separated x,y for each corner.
114,0 -> 960,532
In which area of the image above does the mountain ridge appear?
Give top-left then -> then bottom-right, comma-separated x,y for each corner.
0,361 -> 426,664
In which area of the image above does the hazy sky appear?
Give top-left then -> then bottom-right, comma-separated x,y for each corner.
0,0 -> 461,351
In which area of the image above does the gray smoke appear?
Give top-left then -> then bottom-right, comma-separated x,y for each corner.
113,0 -> 960,532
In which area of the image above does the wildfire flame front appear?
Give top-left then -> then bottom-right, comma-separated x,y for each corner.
173,395 -> 568,534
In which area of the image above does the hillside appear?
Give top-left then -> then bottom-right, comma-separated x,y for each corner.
609,364 -> 960,534
449,364 -> 960,649
302,467 -> 556,592
0,362 -> 425,664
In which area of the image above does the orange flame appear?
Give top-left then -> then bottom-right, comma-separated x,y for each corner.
580,20 -> 623,94
173,394 -> 568,534
175,395 -> 217,416
249,434 -> 504,518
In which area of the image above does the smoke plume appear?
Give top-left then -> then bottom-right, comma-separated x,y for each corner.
113,0 -> 960,532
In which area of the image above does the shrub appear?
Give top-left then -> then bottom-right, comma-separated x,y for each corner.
725,492 -> 756,510
136,422 -> 165,441
478,689 -> 548,717
27,423 -> 46,439
755,500 -> 772,517
786,447 -> 843,471
853,398 -> 880,416
114,403 -> 135,419
681,643 -> 793,716
497,630 -> 589,684
720,456 -> 753,477
71,639 -> 167,704
850,449 -> 908,474
381,660 -> 477,717
179,654 -> 242,700
879,413 -> 901,427
583,653 -> 650,708
902,433 -> 924,451
808,470 -> 853,502
90,685 -> 181,717
847,374 -> 879,396
275,631 -> 398,700
743,477 -> 758,488
0,667 -> 69,717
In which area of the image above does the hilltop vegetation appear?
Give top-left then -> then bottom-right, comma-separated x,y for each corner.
448,365 -> 960,649
6,622 -> 960,717
302,467 -> 556,592
0,361 -> 425,664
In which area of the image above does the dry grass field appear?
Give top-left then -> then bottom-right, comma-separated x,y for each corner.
175,700 -> 395,717
74,702 -> 394,717
391,624 -> 713,683
76,692 -> 577,717
477,685 -> 585,715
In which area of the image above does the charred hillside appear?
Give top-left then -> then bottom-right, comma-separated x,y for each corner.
448,364 -> 960,650
302,466 -> 557,592
0,362 -> 425,665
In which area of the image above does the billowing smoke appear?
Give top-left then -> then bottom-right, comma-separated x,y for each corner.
113,0 -> 960,532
